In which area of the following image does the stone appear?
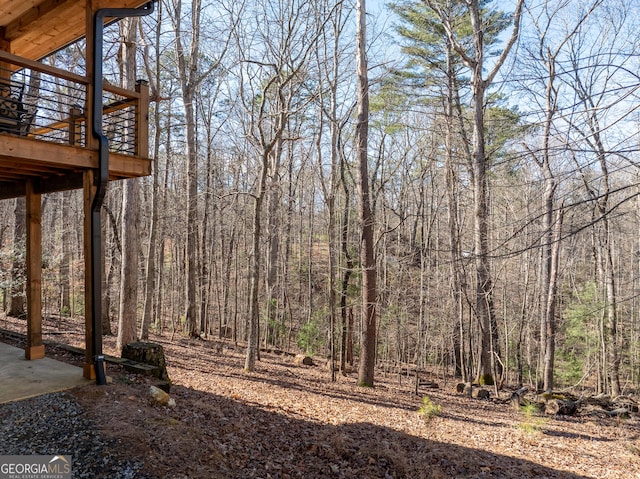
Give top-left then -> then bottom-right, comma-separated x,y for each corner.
149,385 -> 176,407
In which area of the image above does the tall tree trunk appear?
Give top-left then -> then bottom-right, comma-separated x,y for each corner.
141,1 -> 164,340
183,86 -> 199,339
60,191 -> 72,316
538,50 -> 561,391
245,158 -> 268,372
171,0 -> 203,339
444,38 -> 465,380
429,0 -> 523,385
266,137 -> 283,347
117,179 -> 140,352
200,138 -> 213,336
543,207 -> 563,392
103,201 -> 122,336
116,17 -> 140,353
355,0 -> 377,387
9,197 -> 26,318
471,72 -> 498,385
340,148 -> 353,375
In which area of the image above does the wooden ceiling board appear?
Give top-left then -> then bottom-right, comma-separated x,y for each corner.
0,0 -> 44,26
1,0 -> 153,61
4,0 -> 74,40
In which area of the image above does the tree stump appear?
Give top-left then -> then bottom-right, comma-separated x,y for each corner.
294,354 -> 314,366
510,387 -> 529,410
473,388 -> 490,400
122,342 -> 171,386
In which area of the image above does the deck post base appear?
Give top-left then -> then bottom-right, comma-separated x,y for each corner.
24,344 -> 45,360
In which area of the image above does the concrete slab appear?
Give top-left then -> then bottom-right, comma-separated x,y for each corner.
0,342 -> 89,404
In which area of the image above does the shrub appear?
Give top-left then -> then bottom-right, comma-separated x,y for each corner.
418,396 -> 441,420
297,320 -> 323,355
517,402 -> 546,435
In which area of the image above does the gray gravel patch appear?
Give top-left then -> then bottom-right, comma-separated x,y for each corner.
0,391 -> 153,478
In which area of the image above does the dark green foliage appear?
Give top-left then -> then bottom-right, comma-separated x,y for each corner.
557,282 -> 601,386
297,319 -> 324,355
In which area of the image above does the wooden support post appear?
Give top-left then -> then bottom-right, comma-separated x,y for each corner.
83,169 -> 96,379
25,180 -> 44,360
135,79 -> 149,158
0,36 -> 10,79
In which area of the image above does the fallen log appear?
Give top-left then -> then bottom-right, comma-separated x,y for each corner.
605,408 -> 630,418
545,398 -> 578,416
419,379 -> 439,389
612,396 -> 639,413
584,393 -> 611,408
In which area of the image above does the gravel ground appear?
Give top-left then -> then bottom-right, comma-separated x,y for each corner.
0,391 -> 151,479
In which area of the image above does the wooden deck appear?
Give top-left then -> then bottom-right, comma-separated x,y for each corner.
0,134 -> 151,199
0,0 -> 154,381
0,48 -> 150,200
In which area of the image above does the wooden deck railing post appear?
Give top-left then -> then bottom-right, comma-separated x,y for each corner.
135,79 -> 149,158
25,180 -> 44,360
69,106 -> 83,146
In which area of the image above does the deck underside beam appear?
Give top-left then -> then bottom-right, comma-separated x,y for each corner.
0,135 -> 151,200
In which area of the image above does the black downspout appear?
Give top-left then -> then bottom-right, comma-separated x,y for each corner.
91,2 -> 155,385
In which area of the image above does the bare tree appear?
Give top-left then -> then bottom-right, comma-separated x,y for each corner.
168,0 -> 233,338
355,0 -> 377,387
8,198 -> 26,318
426,0 -> 524,385
314,0 -> 352,379
116,17 -> 141,353
170,0 -> 202,338
140,1 -> 164,340
237,0 -> 325,371
519,0 -> 601,392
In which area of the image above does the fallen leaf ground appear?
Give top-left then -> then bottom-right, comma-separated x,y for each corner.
2,315 -> 640,478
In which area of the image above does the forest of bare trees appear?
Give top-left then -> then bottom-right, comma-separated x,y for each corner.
2,0 -> 640,395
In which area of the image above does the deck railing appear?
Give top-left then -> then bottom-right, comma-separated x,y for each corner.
0,50 -> 148,158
